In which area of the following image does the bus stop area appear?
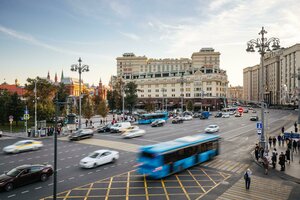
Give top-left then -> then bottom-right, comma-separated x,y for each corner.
42,167 -> 231,200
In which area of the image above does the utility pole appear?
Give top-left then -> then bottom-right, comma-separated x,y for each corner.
34,79 -> 37,137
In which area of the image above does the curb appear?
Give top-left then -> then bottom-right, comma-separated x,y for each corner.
251,150 -> 300,184
1,133 -> 67,140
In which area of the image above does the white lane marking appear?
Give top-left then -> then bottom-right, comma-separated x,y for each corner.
0,163 -> 4,165
67,157 -> 72,159
73,164 -> 78,167
58,180 -> 64,183
58,152 -> 62,154
68,177 -> 75,180
35,156 -> 41,158
35,186 -> 42,190
104,167 -> 108,170
19,159 -> 24,162
48,183 -> 53,186
9,161 -> 14,163
65,166 -> 70,168
96,169 -> 101,172
21,190 -> 29,194
7,194 -> 16,198
111,165 -> 115,167
27,158 -> 32,160
43,154 -> 48,157
88,172 -> 93,175
57,168 -> 62,171
79,174 -> 84,177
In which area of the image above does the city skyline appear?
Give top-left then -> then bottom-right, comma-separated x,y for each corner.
1,0 -> 300,86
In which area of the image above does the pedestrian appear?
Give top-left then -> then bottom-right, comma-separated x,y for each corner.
281,126 -> 285,134
279,152 -> 286,171
90,120 -> 93,127
287,139 -> 292,150
255,144 -> 259,161
277,135 -> 282,146
272,148 -> 278,169
297,140 -> 300,152
262,156 -> 269,175
100,119 -> 103,125
85,119 -> 88,127
282,134 -> 285,147
294,121 -> 298,132
259,147 -> 264,161
272,136 -> 277,147
285,148 -> 291,164
244,168 -> 252,190
293,140 -> 297,153
269,136 -> 272,148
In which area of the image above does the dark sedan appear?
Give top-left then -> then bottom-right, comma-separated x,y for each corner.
250,116 -> 259,121
97,124 -> 112,133
69,129 -> 94,141
0,164 -> 53,191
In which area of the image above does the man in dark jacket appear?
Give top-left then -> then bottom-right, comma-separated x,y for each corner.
279,152 -> 285,171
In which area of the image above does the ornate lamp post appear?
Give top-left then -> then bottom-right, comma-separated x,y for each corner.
246,27 -> 280,149
71,58 -> 89,129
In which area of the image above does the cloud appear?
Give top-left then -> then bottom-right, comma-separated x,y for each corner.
120,32 -> 140,41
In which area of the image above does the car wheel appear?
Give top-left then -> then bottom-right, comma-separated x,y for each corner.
13,149 -> 19,154
93,163 -> 97,168
33,146 -> 38,150
5,183 -> 13,192
111,158 -> 116,163
40,174 -> 48,182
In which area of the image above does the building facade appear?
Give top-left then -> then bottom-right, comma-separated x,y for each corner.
227,85 -> 243,105
116,48 -> 229,111
243,43 -> 300,105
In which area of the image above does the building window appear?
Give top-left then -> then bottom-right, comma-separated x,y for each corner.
186,88 -> 191,92
172,89 -> 175,92
186,93 -> 191,97
172,94 -> 175,97
148,94 -> 151,97
148,89 -> 151,92
141,94 -> 144,97
155,89 -> 159,92
207,87 -> 212,91
155,94 -> 159,97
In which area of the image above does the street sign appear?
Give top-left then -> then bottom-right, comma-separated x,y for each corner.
257,129 -> 262,135
24,109 -> 29,114
256,122 -> 263,129
238,107 -> 243,113
24,114 -> 30,120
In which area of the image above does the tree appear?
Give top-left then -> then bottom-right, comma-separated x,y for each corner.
124,81 -> 138,114
56,83 -> 69,114
82,97 -> 94,120
9,92 -> 24,126
24,77 -> 56,121
0,90 -> 11,125
97,100 -> 109,120
187,100 -> 194,111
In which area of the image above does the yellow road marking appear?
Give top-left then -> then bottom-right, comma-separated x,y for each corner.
187,170 -> 206,193
214,160 -> 232,169
225,161 -> 240,171
144,175 -> 149,200
175,174 -> 191,200
208,159 -> 224,168
161,179 -> 170,200
201,168 -> 216,185
105,177 -> 113,200
63,190 -> 72,200
84,183 -> 94,200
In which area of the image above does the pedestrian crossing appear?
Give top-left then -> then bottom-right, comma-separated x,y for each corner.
217,175 -> 292,200
202,159 -> 249,174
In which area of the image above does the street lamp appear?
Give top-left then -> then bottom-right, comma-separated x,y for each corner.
246,27 -> 280,149
34,79 -> 37,136
161,88 -> 165,111
70,58 -> 89,129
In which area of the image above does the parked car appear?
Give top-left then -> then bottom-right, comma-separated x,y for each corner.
205,125 -> 220,133
0,164 -> 53,191
183,115 -> 193,121
151,119 -> 166,127
243,109 -> 249,113
229,111 -> 236,115
235,113 -> 242,117
122,129 -> 146,138
222,113 -> 230,118
79,150 -> 119,169
3,140 -> 43,154
193,113 -> 201,118
172,117 -> 184,124
97,124 -> 112,133
110,122 -> 131,133
69,129 -> 93,141
215,112 -> 222,118
250,116 -> 259,121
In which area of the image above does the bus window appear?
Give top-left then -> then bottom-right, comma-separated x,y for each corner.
164,152 -> 177,164
141,152 -> 155,159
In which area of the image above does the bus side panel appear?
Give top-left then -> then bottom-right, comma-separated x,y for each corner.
173,157 -> 195,172
199,149 -> 217,163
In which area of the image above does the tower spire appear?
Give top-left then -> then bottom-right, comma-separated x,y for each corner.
47,71 -> 50,80
61,70 -> 64,81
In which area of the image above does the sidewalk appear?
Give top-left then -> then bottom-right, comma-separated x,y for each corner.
252,125 -> 300,184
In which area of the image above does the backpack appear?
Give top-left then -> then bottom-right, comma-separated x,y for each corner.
244,172 -> 248,180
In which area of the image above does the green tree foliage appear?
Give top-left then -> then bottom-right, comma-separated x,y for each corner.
82,97 -> 94,120
124,82 -> 138,114
9,93 -> 24,126
0,90 -> 11,125
107,90 -> 117,112
24,77 -> 56,121
114,78 -> 124,111
97,100 -> 109,120
187,100 -> 194,111
56,83 -> 69,114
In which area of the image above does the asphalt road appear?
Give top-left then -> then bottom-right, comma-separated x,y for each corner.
0,109 -> 297,200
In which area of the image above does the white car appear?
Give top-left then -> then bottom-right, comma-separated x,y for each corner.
3,140 -> 43,154
183,115 -> 193,121
80,150 -> 119,169
205,125 -> 220,133
122,129 -> 146,138
222,113 -> 230,118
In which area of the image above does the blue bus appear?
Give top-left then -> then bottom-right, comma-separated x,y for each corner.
137,112 -> 168,124
137,134 -> 220,179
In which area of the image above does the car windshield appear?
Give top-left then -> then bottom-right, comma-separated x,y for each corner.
14,141 -> 26,146
88,152 -> 100,158
6,168 -> 22,177
208,125 -> 215,128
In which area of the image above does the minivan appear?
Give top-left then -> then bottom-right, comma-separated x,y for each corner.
110,122 -> 131,133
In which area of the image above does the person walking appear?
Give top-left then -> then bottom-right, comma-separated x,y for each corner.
244,168 -> 252,190
281,126 -> 285,134
285,148 -> 291,164
294,121 -> 298,133
85,119 -> 88,127
262,156 -> 269,175
293,140 -> 297,153
277,135 -> 282,146
271,148 -> 278,169
272,136 -> 277,147
254,144 -> 259,161
279,152 -> 286,171
287,139 -> 292,150
269,136 -> 272,148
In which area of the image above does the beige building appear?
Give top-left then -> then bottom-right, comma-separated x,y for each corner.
243,43 -> 300,105
227,85 -> 243,104
116,48 -> 229,111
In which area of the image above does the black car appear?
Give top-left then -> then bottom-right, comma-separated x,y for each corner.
151,119 -> 165,127
215,112 -> 222,118
172,117 -> 184,124
0,164 -> 53,191
97,124 -> 112,133
250,116 -> 259,121
69,129 -> 94,141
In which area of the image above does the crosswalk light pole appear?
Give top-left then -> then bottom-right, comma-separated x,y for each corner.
246,27 -> 280,150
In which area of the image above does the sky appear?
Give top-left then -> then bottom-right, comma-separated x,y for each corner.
1,0 -> 300,87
